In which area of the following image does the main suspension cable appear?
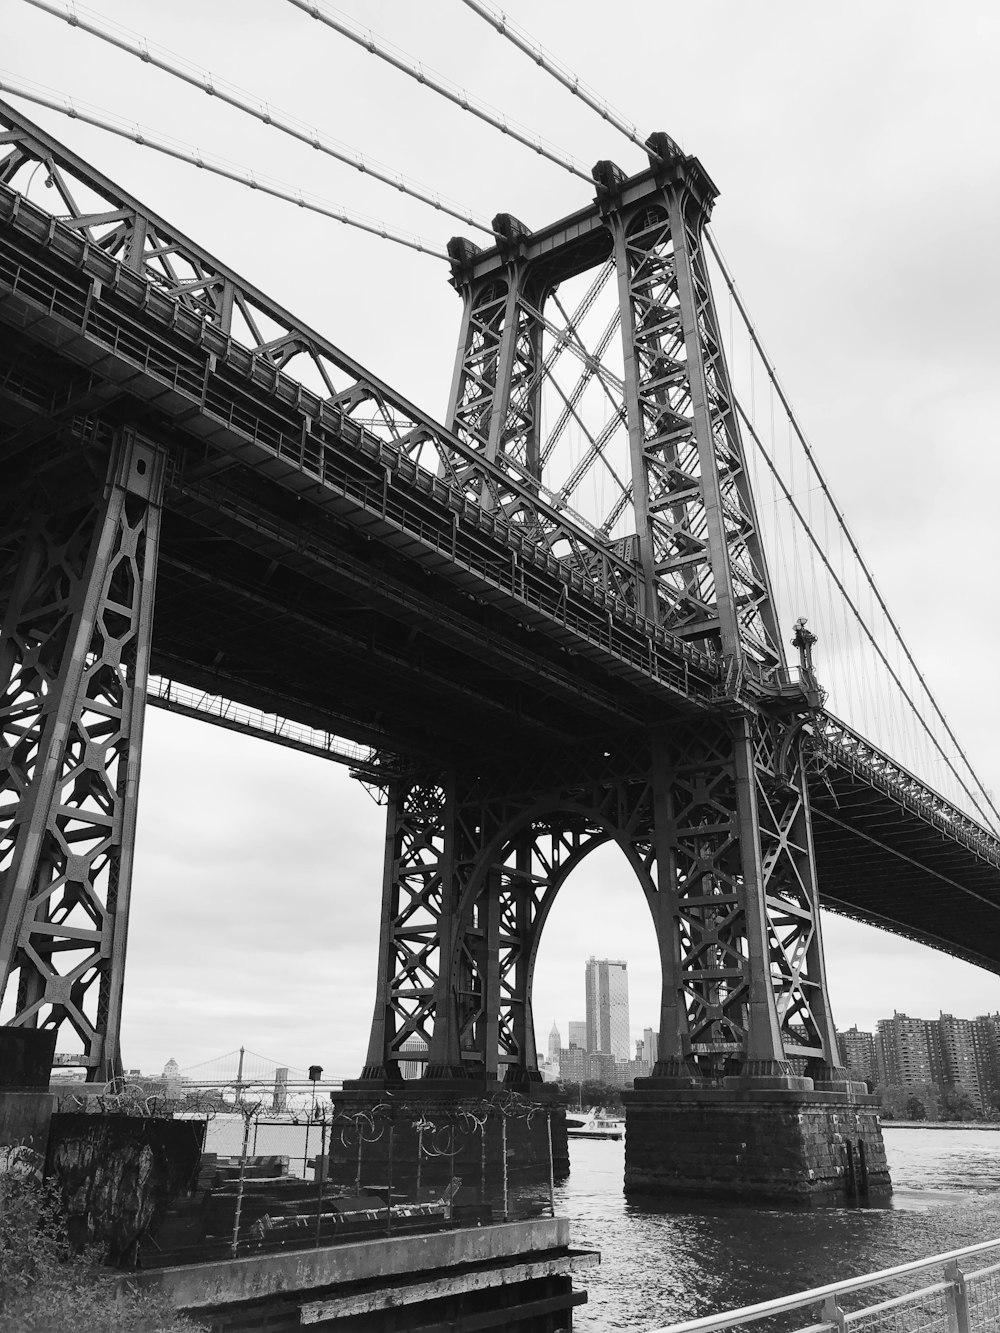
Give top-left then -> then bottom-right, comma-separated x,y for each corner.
458,0 -> 663,161
21,0 -> 497,238
0,74 -> 450,259
283,0 -> 594,183
736,393 -> 998,829
457,0 -> 998,821
709,229 -> 1000,828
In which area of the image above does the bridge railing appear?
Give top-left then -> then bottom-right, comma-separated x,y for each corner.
648,1236 -> 1000,1333
813,712 -> 1000,866
146,676 -> 385,774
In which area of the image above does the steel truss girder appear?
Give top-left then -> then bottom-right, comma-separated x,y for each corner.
814,713 -> 1000,867
445,138 -> 782,676
0,170 -> 721,710
0,430 -> 164,1078
360,705 -> 843,1084
0,98 -> 653,626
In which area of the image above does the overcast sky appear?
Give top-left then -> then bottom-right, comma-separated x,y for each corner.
6,0 -> 1000,1077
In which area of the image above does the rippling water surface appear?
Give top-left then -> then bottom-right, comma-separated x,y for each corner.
558,1127 -> 1000,1331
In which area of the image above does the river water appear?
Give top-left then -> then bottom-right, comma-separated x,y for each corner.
561,1127 -> 1000,1330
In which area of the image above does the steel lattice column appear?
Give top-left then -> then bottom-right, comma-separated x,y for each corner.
360,774 -> 465,1080
445,215 -> 545,511
0,430 -> 165,1081
599,139 -> 781,667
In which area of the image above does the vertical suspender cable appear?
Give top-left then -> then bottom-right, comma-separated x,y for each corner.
705,230 -> 999,825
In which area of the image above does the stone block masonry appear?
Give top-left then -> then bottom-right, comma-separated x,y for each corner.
624,1083 -> 889,1203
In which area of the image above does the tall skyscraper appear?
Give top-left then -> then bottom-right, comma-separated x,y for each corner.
585,957 -> 630,1060
547,1022 -> 561,1059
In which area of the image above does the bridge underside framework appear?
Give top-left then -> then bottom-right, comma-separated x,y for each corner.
3,103 -> 999,1197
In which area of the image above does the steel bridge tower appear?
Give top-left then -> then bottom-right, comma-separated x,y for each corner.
348,135 -> 887,1200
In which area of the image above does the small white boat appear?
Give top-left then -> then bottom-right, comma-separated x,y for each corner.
566,1109 -> 624,1140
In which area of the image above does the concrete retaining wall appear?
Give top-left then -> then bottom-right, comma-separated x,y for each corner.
131,1218 -> 571,1309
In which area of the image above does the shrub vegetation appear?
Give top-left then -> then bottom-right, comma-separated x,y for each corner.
0,1168 -> 204,1332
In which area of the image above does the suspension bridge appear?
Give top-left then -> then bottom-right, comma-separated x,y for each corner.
1,0 -> 998,1199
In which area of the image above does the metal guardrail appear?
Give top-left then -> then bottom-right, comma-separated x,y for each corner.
648,1237 -> 1000,1333
146,676 -> 386,774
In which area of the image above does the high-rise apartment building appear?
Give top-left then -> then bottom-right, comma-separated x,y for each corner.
938,1013 -> 983,1110
837,1026 -> 877,1086
973,1014 -> 1000,1110
585,957 -> 630,1060
875,1013 -> 935,1087
567,1021 -> 587,1050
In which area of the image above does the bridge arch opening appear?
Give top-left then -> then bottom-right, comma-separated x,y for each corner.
440,796 -> 664,1087
529,839 -> 663,1088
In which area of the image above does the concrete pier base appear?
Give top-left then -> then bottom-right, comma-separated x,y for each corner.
624,1075 -> 890,1204
328,1082 -> 568,1199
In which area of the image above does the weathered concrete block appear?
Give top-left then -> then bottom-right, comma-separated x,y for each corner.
45,1113 -> 206,1265
0,1027 -> 56,1089
0,1028 -> 57,1166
